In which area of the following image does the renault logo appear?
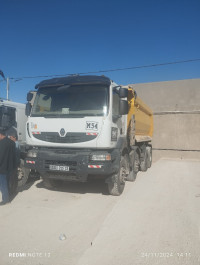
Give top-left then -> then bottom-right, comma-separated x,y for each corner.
60,128 -> 66,137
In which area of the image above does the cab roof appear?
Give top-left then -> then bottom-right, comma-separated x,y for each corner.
35,75 -> 111,89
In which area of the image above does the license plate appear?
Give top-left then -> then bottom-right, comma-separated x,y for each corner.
49,165 -> 69,171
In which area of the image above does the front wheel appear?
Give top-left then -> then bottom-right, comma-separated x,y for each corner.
18,159 -> 30,187
107,156 -> 127,196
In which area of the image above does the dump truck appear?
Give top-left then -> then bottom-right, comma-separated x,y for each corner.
25,75 -> 153,195
0,99 -> 30,186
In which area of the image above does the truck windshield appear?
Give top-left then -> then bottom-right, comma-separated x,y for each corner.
31,84 -> 109,117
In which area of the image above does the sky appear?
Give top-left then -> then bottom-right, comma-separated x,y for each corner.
0,0 -> 200,103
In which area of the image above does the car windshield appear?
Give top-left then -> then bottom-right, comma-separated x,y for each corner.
31,84 -> 109,117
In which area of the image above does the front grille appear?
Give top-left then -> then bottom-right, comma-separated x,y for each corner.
33,132 -> 97,143
43,172 -> 86,182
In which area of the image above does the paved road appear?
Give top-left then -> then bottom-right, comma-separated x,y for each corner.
0,158 -> 200,265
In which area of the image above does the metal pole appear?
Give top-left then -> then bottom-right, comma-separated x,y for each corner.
6,77 -> 9,100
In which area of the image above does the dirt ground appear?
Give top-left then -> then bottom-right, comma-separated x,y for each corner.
0,158 -> 200,265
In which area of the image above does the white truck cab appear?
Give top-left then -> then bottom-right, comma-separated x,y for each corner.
25,75 -> 153,195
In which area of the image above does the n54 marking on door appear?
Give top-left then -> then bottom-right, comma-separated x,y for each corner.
86,121 -> 98,131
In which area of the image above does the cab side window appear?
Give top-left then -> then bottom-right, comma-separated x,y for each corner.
0,106 -> 16,129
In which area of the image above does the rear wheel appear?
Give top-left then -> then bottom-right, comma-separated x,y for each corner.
133,148 -> 140,174
126,149 -> 139,182
146,145 -> 152,168
140,146 -> 148,172
107,156 -> 127,196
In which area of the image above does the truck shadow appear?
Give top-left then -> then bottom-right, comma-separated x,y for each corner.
9,176 -> 40,202
17,176 -> 40,193
36,178 -> 109,195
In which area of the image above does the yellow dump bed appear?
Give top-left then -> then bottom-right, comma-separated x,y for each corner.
127,87 -> 153,143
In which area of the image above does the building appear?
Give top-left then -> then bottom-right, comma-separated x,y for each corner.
130,78 -> 200,161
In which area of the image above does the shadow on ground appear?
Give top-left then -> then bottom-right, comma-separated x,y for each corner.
36,178 -> 109,196
8,175 -> 40,203
17,175 -> 40,193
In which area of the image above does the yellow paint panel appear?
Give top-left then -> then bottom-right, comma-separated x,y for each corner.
127,87 -> 153,139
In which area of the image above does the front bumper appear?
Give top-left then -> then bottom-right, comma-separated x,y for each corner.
25,148 -> 120,182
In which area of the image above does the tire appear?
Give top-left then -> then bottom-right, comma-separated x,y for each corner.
133,148 -> 140,174
146,146 -> 152,168
140,147 -> 148,172
126,170 -> 136,182
107,156 -> 127,196
18,159 -> 30,187
126,149 -> 139,182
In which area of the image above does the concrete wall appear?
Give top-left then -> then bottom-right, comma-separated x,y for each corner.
129,78 -> 200,161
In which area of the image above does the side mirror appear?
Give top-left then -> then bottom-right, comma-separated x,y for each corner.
25,103 -> 32,116
119,100 -> 128,115
27,92 -> 33,102
119,88 -> 128,98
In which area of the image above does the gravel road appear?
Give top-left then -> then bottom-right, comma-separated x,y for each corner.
0,158 -> 200,265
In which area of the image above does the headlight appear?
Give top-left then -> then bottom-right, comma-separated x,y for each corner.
90,153 -> 111,161
27,149 -> 38,158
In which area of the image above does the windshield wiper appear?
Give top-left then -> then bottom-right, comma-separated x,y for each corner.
31,113 -> 103,118
43,114 -> 86,118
